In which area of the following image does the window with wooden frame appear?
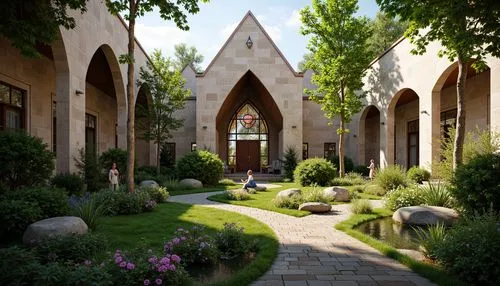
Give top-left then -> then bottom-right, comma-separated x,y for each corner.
302,143 -> 309,160
324,142 -> 336,159
0,82 -> 26,131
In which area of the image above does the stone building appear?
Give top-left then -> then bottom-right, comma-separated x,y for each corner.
1,7 -> 498,174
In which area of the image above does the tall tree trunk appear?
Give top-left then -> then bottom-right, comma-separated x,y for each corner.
339,85 -> 345,178
156,142 -> 161,176
453,56 -> 468,170
126,1 -> 137,193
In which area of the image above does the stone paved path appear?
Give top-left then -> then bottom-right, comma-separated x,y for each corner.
169,185 -> 434,286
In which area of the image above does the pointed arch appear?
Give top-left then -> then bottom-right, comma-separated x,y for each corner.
358,105 -> 380,165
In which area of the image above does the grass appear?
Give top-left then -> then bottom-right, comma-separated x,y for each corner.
95,202 -> 278,286
335,208 -> 465,286
167,184 -> 234,196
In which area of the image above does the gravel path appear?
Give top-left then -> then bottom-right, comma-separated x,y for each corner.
169,185 -> 434,286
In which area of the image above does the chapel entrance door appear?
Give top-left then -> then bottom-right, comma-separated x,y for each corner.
236,140 -> 260,172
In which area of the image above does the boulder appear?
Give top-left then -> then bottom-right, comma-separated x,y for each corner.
298,202 -> 331,213
392,206 -> 460,226
254,185 -> 267,192
180,178 -> 203,188
23,216 -> 88,244
277,188 -> 301,198
139,180 -> 159,189
323,187 -> 350,202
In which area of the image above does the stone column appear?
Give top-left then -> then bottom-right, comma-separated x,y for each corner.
489,59 -> 500,133
380,110 -> 391,168
418,89 -> 437,171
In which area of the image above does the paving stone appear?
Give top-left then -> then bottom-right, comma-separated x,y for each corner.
307,280 -> 332,286
283,275 -> 316,281
284,281 -> 308,286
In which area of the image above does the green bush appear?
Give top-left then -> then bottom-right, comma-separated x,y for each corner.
100,148 -> 128,182
384,186 -> 425,211
51,173 -> 84,196
406,166 -> 431,184
6,187 -> 69,218
74,148 -> 105,192
364,184 -> 386,196
353,165 -> 370,177
273,193 -> 303,209
420,182 -> 454,208
374,165 -> 410,192
414,223 -> 447,260
215,223 -> 247,259
176,151 -> 224,186
224,189 -> 250,201
33,233 -> 107,264
351,199 -> 373,214
162,178 -> 193,193
141,186 -> 169,203
434,212 -> 500,285
70,196 -> 104,230
115,189 -> 151,215
294,158 -> 336,186
451,153 -> 500,214
0,200 -> 42,241
331,172 -> 365,186
327,155 -> 355,173
302,187 -> 329,203
0,131 -> 54,190
92,189 -> 121,216
218,178 -> 236,186
283,146 -> 298,180
0,246 -> 39,285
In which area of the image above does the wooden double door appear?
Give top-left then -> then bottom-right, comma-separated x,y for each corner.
236,140 -> 260,172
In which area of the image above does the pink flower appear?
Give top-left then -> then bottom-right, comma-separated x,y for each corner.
144,279 -> 151,286
120,261 -> 127,268
126,262 -> 135,270
171,255 -> 181,263
155,278 -> 162,285
115,256 -> 123,263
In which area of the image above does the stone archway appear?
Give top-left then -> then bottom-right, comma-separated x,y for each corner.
135,85 -> 155,166
358,105 -> 381,166
387,88 -> 420,169
216,70 -> 283,172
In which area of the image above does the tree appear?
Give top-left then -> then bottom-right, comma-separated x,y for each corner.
366,12 -> 408,58
377,0 -> 500,170
297,53 -> 313,72
300,0 -> 372,177
104,0 -> 207,192
137,50 -> 190,175
173,43 -> 204,72
0,0 -> 87,57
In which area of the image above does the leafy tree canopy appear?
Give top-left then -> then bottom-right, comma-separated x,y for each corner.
367,12 -> 408,59
297,53 -> 313,72
174,43 -> 204,72
0,0 -> 88,57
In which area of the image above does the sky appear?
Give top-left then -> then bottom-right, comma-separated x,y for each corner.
135,0 -> 379,70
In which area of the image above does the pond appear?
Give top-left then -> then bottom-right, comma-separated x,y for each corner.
355,217 -> 430,250
187,253 -> 255,284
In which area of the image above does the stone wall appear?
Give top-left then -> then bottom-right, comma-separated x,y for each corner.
85,83 -> 117,154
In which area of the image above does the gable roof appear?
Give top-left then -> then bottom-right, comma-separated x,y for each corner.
197,10 -> 303,77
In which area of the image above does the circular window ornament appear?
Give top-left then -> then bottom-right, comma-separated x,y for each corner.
240,113 -> 256,129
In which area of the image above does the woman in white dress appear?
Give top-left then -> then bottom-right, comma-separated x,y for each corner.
109,162 -> 119,190
368,159 -> 375,180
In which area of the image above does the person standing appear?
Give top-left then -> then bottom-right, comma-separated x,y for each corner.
368,159 -> 375,181
109,162 -> 119,190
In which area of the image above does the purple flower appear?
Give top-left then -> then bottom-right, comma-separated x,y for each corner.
155,278 -> 162,285
180,236 -> 186,241
148,256 -> 158,263
159,257 -> 170,265
84,260 -> 92,266
168,264 -> 177,271
126,262 -> 135,270
120,261 -> 127,268
172,237 -> 180,244
115,256 -> 123,263
171,254 -> 181,263
144,279 -> 151,286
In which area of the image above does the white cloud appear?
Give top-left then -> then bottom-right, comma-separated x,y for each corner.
262,24 -> 282,42
285,9 -> 301,28
256,14 -> 267,22
135,23 -> 189,55
219,21 -> 238,39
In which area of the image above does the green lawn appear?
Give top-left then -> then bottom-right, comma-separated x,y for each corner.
335,208 -> 464,286
207,182 -> 382,217
95,202 -> 278,286
167,184 -> 234,196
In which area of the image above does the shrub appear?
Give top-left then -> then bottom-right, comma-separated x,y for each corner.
364,184 -> 386,196
33,233 -> 107,264
414,223 -> 447,260
283,146 -> 298,180
294,158 -> 336,186
0,200 -> 42,241
176,151 -> 224,186
353,165 -> 370,177
215,223 -> 247,259
0,246 -> 40,285
74,148 -> 104,192
0,131 -> 55,190
144,200 -> 157,211
161,178 -> 193,193
451,153 -> 500,214
100,148 -> 128,182
420,182 -> 454,208
351,199 -> 373,214
116,189 -> 151,215
92,189 -> 121,216
384,186 -> 425,211
327,155 -> 355,173
164,226 -> 219,265
6,187 -> 69,218
51,173 -> 84,196
433,212 -> 500,285
374,165 -> 410,192
141,186 -> 169,203
331,172 -> 365,186
70,195 -> 104,230
224,189 -> 250,201
273,193 -> 303,209
302,186 -> 329,203
406,166 -> 430,184
218,178 -> 236,186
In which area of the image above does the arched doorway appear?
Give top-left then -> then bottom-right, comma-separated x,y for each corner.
227,103 -> 269,172
135,85 -> 153,166
387,88 -> 420,169
216,70 -> 283,172
358,105 -> 380,165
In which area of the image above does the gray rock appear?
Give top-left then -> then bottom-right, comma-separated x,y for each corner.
392,206 -> 460,226
277,188 -> 301,198
139,180 -> 159,189
298,202 -> 331,213
23,216 -> 88,244
323,187 -> 350,202
254,185 -> 267,192
180,178 -> 203,188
